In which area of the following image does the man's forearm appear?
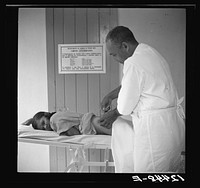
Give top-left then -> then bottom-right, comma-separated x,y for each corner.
107,85 -> 121,100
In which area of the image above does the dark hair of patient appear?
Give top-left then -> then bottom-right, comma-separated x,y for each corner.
32,111 -> 55,129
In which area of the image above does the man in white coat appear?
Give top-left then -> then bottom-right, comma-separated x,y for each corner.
100,26 -> 185,172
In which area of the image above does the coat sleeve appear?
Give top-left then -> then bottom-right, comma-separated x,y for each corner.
117,63 -> 144,115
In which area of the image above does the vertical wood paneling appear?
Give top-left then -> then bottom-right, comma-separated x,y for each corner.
46,8 -> 118,173
108,149 -> 115,172
109,8 -> 119,90
99,8 -> 111,172
63,8 -> 76,112
109,8 -> 119,110
49,146 -> 58,172
54,8 -> 65,110
87,8 -> 100,116
100,149 -> 105,172
87,8 -> 101,173
75,8 -> 88,114
57,147 -> 66,172
99,8 -> 111,103
65,147 -> 73,171
75,8 -> 89,172
47,7 -> 119,114
46,8 -> 56,112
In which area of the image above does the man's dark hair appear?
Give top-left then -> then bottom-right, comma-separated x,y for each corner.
106,26 -> 137,46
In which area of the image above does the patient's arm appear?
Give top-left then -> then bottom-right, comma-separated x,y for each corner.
92,116 -> 112,135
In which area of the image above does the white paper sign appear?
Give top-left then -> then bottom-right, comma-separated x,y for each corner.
58,44 -> 106,74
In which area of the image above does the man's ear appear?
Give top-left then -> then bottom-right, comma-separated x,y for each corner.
121,42 -> 129,51
22,118 -> 33,126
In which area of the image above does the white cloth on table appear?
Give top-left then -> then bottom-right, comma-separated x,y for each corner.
18,125 -> 111,147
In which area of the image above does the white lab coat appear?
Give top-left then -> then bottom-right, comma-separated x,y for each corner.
111,43 -> 185,172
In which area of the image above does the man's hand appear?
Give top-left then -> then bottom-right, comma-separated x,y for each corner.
100,108 -> 121,129
100,95 -> 112,113
100,85 -> 121,113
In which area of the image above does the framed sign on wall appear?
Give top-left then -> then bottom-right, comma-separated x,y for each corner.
58,43 -> 106,74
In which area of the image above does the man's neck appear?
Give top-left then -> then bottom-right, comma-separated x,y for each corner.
129,42 -> 139,57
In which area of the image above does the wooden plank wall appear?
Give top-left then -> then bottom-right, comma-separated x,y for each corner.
46,8 -> 118,172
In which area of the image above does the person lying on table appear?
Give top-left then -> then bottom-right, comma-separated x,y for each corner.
22,109 -> 111,136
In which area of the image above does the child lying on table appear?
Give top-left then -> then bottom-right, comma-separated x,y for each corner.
22,110 -> 111,136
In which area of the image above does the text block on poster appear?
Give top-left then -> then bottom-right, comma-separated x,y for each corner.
58,44 -> 106,74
